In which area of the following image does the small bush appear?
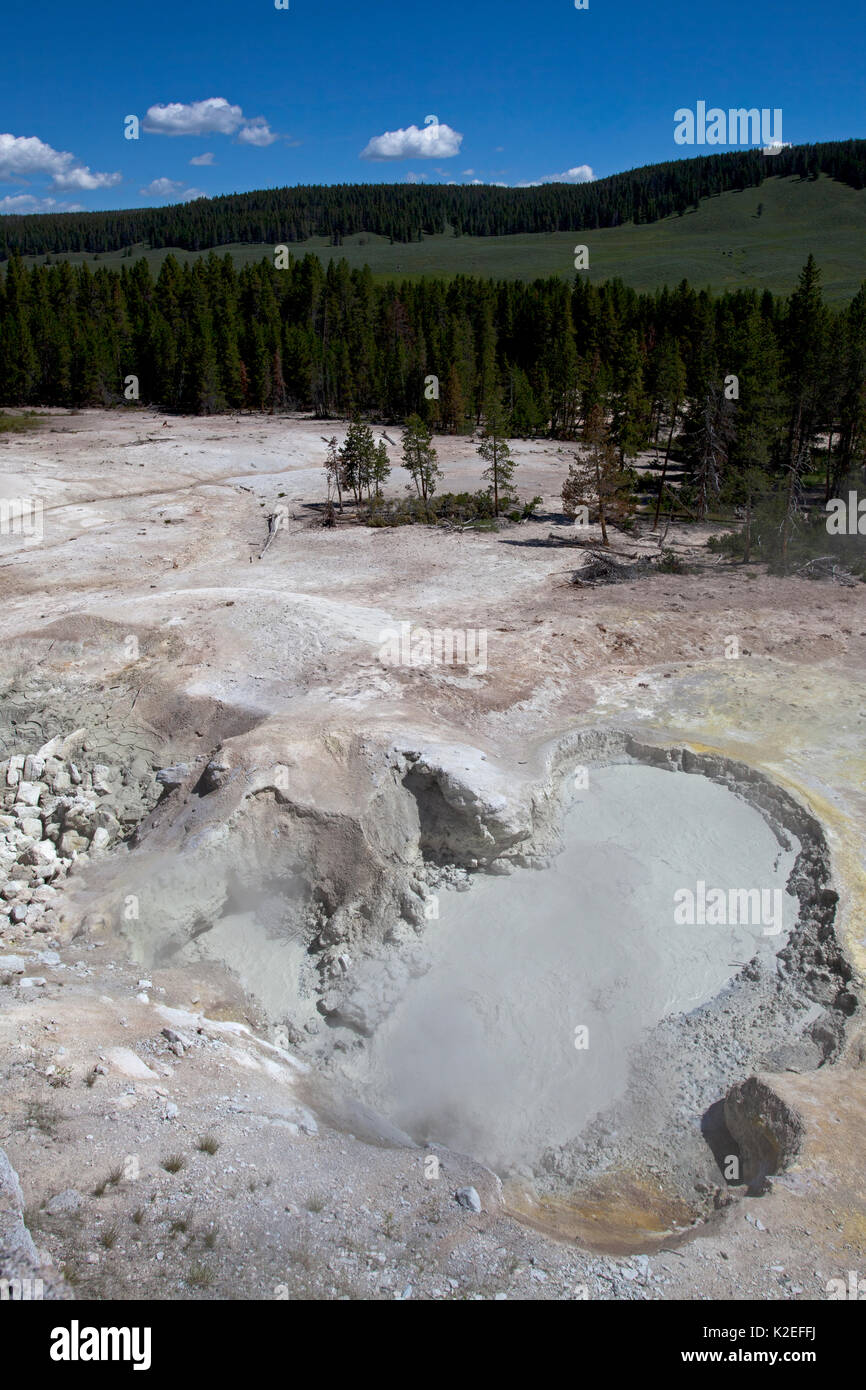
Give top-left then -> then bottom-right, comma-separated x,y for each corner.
360,487 -> 533,528
24,1100 -> 60,1137
100,1221 -> 120,1250
658,549 -> 686,574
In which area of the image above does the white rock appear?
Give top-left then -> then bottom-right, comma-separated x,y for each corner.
91,766 -> 112,794
43,758 -> 69,792
36,736 -> 62,758
59,831 -> 89,856
23,756 -> 45,782
16,782 -> 42,807
155,764 -> 189,789
62,799 -> 97,834
106,1047 -> 159,1080
33,863 -> 60,882
53,767 -> 72,793
46,1188 -> 83,1216
90,827 -> 111,852
20,841 -> 58,867
455,1186 -> 482,1213
57,730 -> 86,758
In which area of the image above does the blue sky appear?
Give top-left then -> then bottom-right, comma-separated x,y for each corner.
2,0 -> 863,214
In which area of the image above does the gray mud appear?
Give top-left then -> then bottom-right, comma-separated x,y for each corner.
338,765 -> 799,1175
1,673 -> 854,1217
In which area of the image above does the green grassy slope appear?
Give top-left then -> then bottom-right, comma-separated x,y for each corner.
18,174 -> 866,302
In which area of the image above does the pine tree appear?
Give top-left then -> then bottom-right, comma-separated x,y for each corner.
401,413 -> 442,504
507,364 -> 543,437
781,256 -> 828,565
371,439 -> 391,498
339,420 -> 377,503
729,464 -> 772,564
324,435 -> 343,511
477,391 -> 516,516
562,405 -> 634,545
610,331 -> 649,463
651,339 -> 687,528
835,281 -> 866,493
727,307 -> 783,503
441,363 -> 466,433
0,256 -> 38,404
475,296 -> 498,425
684,372 -> 736,520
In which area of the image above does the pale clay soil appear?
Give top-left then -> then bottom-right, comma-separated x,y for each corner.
0,407 -> 864,1302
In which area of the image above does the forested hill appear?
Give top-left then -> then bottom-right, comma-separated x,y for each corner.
1,139 -> 865,258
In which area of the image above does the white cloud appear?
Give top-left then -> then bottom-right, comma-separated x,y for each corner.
140,177 -> 184,196
360,121 -> 463,161
189,152 -> 215,166
235,118 -> 278,147
462,168 -> 475,176
143,98 -> 277,147
517,164 -> 594,187
0,193 -> 84,212
0,132 -> 121,190
143,98 -> 243,136
139,178 -> 206,201
54,165 -> 123,191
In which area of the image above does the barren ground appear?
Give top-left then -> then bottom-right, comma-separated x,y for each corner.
0,408 -> 864,1302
